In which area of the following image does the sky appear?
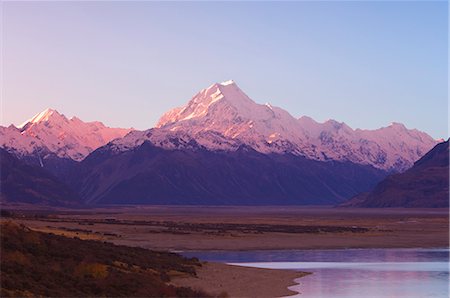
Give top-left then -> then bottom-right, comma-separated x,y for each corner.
1,1 -> 448,139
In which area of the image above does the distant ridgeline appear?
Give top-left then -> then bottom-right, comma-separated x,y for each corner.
0,81 -> 444,207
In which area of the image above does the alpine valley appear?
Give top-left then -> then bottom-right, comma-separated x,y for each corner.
0,81 -> 443,206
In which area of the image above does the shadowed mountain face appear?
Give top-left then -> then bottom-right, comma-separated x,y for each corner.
342,140 -> 449,208
0,149 -> 79,205
77,141 -> 386,205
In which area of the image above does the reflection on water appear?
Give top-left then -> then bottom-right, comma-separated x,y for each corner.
182,248 -> 449,298
288,267 -> 447,298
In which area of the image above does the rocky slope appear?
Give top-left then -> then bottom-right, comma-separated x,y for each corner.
342,140 -> 449,207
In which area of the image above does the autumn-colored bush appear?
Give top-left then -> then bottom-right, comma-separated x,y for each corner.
73,262 -> 109,279
0,221 -> 209,297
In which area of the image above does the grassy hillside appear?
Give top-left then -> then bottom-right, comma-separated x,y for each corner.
0,221 -> 209,297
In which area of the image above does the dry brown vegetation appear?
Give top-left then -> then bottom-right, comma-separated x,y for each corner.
0,221 -> 210,297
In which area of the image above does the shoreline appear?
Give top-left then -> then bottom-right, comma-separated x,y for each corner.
176,247 -> 448,296
175,246 -> 450,253
171,261 -> 311,298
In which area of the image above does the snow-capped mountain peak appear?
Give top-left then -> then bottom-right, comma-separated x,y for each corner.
21,107 -> 56,125
388,122 -> 407,129
1,108 -> 133,161
157,80 -> 255,128
220,79 -> 236,86
18,108 -> 67,131
149,80 -> 438,171
153,80 -> 306,155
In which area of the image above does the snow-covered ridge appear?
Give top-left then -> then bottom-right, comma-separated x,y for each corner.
1,81 -> 438,172
1,109 -> 133,161
150,80 -> 437,171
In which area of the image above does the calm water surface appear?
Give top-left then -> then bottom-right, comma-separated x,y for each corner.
182,248 -> 449,298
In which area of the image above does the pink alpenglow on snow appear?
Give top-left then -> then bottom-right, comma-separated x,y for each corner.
0,81 -> 438,172
154,80 -> 438,172
2,108 -> 133,161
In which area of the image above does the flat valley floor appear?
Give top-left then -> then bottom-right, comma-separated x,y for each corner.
4,206 -> 449,251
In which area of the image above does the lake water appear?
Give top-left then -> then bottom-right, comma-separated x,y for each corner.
182,248 -> 449,298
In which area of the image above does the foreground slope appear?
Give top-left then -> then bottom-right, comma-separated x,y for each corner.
0,222 -> 207,297
343,140 -> 449,207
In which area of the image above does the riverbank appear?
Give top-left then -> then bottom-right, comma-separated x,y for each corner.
171,261 -> 310,298
206,248 -> 450,298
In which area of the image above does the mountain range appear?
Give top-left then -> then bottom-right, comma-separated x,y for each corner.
0,80 -> 443,206
1,108 -> 132,161
132,80 -> 436,172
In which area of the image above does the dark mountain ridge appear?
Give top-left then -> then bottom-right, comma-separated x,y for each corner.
0,149 -> 79,205
76,140 -> 387,205
342,140 -> 449,208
